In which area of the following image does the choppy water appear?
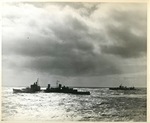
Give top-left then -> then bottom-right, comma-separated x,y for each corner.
2,87 -> 146,121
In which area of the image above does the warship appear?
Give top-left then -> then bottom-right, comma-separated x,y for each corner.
13,80 -> 90,95
44,81 -> 90,95
109,84 -> 135,90
13,78 -> 41,93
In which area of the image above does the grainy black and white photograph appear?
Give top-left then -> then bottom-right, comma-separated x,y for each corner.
2,2 -> 147,122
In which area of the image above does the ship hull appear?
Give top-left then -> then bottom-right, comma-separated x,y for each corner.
44,89 -> 90,95
13,89 -> 41,93
109,88 -> 136,90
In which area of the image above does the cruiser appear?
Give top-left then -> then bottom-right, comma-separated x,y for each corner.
44,81 -> 90,95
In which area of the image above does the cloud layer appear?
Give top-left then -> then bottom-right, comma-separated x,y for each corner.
2,3 -> 147,78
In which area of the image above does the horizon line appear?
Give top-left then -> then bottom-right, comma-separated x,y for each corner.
2,85 -> 147,88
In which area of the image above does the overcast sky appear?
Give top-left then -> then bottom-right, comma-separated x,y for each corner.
2,2 -> 147,87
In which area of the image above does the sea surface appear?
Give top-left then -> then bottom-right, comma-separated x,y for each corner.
2,87 -> 146,121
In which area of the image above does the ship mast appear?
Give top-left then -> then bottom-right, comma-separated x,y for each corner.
56,80 -> 59,87
37,78 -> 39,85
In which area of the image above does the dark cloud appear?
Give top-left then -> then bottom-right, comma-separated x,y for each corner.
4,53 -> 120,77
2,2 -> 146,78
25,54 -> 120,76
101,24 -> 147,58
100,4 -> 147,58
3,34 -> 120,76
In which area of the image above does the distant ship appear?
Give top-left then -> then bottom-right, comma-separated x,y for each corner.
44,81 -> 90,95
109,84 -> 135,90
13,78 -> 41,93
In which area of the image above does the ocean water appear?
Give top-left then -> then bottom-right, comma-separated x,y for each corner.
2,87 -> 146,121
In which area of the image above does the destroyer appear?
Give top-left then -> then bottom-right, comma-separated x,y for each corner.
109,84 -> 135,90
13,78 -> 41,93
